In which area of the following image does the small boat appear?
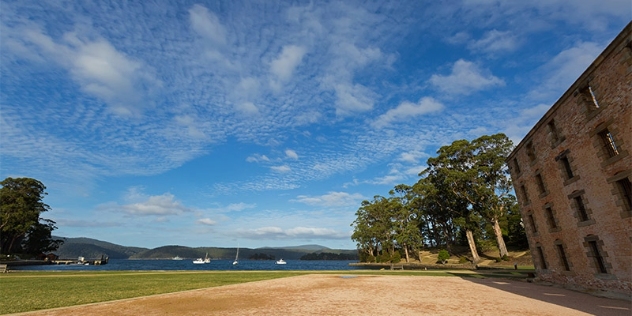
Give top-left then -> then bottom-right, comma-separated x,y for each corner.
192,258 -> 205,264
203,253 -> 211,264
275,259 -> 286,265
233,246 -> 239,265
172,256 -> 183,260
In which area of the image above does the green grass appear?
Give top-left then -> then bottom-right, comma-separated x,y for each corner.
0,269 -> 531,314
0,271 -> 305,314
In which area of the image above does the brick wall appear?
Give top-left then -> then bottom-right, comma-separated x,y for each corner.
507,22 -> 631,298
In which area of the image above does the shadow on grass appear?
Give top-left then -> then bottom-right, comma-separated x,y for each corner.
451,273 -> 631,316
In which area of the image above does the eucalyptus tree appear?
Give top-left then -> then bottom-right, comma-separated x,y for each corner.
423,139 -> 482,262
468,134 -> 514,258
0,177 -> 61,255
390,184 -> 423,262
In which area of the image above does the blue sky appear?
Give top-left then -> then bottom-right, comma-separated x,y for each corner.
1,1 -> 630,250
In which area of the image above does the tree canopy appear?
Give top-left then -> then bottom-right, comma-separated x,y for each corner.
0,177 -> 63,256
351,133 -> 527,263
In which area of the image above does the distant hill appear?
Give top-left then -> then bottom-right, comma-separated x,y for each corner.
54,237 -> 148,259
52,237 -> 357,260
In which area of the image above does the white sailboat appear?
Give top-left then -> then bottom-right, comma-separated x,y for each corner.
203,252 -> 211,264
232,246 -> 239,265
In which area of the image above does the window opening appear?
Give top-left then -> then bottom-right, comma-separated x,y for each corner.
556,244 -> 570,271
545,207 -> 557,229
513,158 -> 521,174
560,156 -> 574,179
588,86 -> 600,108
588,241 -> 607,273
616,178 -> 632,211
535,174 -> 546,194
537,246 -> 547,269
520,185 -> 530,205
526,142 -> 536,162
528,214 -> 537,233
574,196 -> 589,221
598,129 -> 619,157
548,120 -> 560,144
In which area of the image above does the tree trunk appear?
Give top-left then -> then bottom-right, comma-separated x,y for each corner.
404,243 -> 410,263
465,229 -> 480,263
492,216 -> 509,258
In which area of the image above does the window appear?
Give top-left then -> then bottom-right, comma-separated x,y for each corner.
598,129 -> 620,158
535,173 -> 546,195
545,207 -> 557,229
560,156 -> 574,179
587,240 -> 607,274
556,243 -> 570,271
520,185 -> 530,205
528,214 -> 537,233
579,85 -> 600,110
526,141 -> 536,162
616,178 -> 632,211
513,158 -> 521,174
548,119 -> 562,146
536,246 -> 547,270
574,196 -> 589,221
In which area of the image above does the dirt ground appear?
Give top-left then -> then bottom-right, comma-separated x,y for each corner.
13,274 -> 632,316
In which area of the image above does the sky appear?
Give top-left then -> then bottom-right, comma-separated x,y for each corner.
1,1 -> 630,250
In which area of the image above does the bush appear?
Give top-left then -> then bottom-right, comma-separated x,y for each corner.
458,256 -> 468,264
502,254 -> 511,261
391,252 -> 401,263
437,249 -> 450,264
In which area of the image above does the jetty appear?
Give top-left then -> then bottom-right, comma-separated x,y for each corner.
52,255 -> 109,265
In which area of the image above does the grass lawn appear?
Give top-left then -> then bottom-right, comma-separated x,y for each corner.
0,271 -> 306,314
0,269 -> 531,314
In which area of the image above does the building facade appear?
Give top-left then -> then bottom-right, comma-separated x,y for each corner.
507,22 -> 631,298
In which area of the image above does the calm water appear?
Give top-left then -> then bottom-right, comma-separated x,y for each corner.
12,259 -> 360,271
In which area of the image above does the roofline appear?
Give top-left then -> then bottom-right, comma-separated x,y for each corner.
507,21 -> 632,162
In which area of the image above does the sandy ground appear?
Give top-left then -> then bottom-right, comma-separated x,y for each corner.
13,274 -> 632,316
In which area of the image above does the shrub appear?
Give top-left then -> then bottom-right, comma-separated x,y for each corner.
391,252 -> 401,263
458,256 -> 468,264
502,254 -> 511,261
437,249 -> 450,264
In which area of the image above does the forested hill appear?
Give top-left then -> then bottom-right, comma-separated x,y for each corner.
53,237 -> 358,260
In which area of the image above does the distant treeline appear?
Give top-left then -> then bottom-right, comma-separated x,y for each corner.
300,252 -> 358,260
249,253 -> 275,260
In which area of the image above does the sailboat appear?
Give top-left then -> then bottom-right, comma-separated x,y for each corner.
203,252 -> 211,264
232,246 -> 239,265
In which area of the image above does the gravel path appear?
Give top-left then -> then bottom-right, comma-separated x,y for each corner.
13,274 -> 631,315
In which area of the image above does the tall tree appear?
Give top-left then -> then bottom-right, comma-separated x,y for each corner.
0,177 -> 60,255
468,134 -> 514,258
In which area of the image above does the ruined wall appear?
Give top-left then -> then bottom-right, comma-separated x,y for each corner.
507,22 -> 631,298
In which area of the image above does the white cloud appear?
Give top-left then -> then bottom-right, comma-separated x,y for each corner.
238,226 -> 348,239
197,218 -> 217,226
246,154 -> 270,163
294,192 -> 365,207
189,4 -> 227,46
271,165 -> 291,173
372,97 -> 444,128
429,59 -> 505,95
333,83 -> 375,116
270,45 -> 307,82
18,28 -> 160,116
530,41 -> 603,100
121,193 -> 190,216
468,29 -> 518,53
285,149 -> 299,160
223,202 -> 256,212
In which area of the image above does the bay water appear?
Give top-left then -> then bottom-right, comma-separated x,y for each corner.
12,259 -> 360,271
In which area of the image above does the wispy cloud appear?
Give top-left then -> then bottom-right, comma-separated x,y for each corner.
238,226 -> 349,240
468,29 -> 519,54
429,59 -> 505,95
293,192 -> 365,207
285,149 -> 299,160
372,97 -> 443,129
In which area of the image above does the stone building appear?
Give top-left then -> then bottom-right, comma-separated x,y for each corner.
506,22 -> 631,299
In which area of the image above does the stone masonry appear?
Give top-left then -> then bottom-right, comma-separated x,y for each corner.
506,22 -> 631,299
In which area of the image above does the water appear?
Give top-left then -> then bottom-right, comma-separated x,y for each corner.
12,259 -> 360,271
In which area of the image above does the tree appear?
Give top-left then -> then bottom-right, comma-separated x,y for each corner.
0,177 -> 61,255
